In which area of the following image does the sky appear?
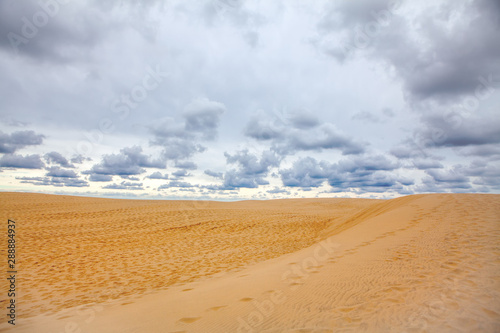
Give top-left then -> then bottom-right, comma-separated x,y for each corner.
0,0 -> 499,200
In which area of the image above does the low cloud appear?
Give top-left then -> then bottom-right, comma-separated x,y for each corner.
174,160 -> 197,170
103,181 -> 144,190
172,169 -> 190,178
267,187 -> 291,195
150,98 -> 225,162
0,130 -> 44,154
245,110 -> 365,156
71,155 -> 92,164
84,146 -> 165,176
147,171 -> 169,180
45,166 -> 78,178
158,180 -> 194,190
89,174 -> 113,182
416,115 -> 500,148
17,176 -> 88,187
183,98 -> 226,140
280,154 -> 410,193
222,149 -> 280,189
44,151 -> 74,168
0,153 -> 45,169
204,169 -> 223,179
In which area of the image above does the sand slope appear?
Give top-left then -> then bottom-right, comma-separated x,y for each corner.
1,193 -> 499,332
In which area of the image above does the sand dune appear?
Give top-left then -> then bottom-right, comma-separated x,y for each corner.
0,193 -> 499,332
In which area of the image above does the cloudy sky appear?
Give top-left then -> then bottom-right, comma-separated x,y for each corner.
0,0 -> 499,200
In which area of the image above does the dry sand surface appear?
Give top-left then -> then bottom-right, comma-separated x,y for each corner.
0,192 -> 499,332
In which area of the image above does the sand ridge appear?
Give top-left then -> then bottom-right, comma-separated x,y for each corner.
1,193 -> 499,332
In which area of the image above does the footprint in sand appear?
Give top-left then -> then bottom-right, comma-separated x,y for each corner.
207,305 -> 227,311
290,282 -> 303,290
178,317 -> 201,324
240,297 -> 254,302
290,328 -> 333,333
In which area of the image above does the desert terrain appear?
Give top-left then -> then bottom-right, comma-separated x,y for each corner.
0,192 -> 499,332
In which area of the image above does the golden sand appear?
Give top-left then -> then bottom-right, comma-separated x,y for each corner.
0,192 -> 499,332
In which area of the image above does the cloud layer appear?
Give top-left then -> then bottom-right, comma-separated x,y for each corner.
0,0 -> 498,198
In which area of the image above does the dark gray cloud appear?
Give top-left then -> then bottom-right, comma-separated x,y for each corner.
204,169 -> 223,179
244,110 -> 365,156
44,151 -> 74,168
267,187 -> 291,195
280,155 -> 410,193
0,130 -> 44,153
335,154 -> 400,173
426,168 -> 469,184
84,146 -> 165,176
416,115 -> 500,148
395,0 -> 500,101
244,116 -> 283,141
390,137 -> 444,160
70,155 -> 91,164
222,150 -> 280,189
150,98 -> 225,162
183,98 -> 226,140
17,176 -> 89,187
15,161 -> 89,187
280,157 -> 329,188
45,166 -> 78,178
287,110 -> 320,129
158,180 -> 194,190
146,171 -> 169,180
317,0 -> 500,102
416,177 -> 472,193
88,174 -> 113,182
286,123 -> 365,155
172,169 -> 190,178
315,0 -> 399,62
390,144 -> 416,159
0,0 -> 130,63
456,144 -> 500,161
103,181 -> 144,190
174,160 -> 197,170
393,110 -> 500,168
152,137 -> 205,161
415,159 -> 500,192
411,159 -> 443,170
0,153 -> 44,169
454,160 -> 500,191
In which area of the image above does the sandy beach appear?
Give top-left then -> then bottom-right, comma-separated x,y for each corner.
0,192 -> 499,332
